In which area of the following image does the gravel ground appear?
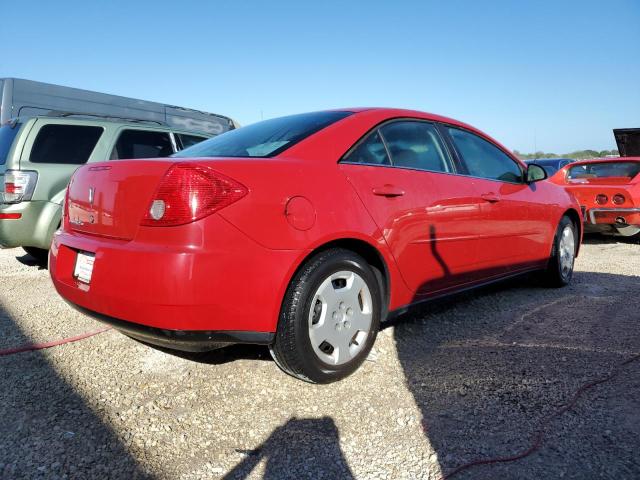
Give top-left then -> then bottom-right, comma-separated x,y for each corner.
0,236 -> 639,480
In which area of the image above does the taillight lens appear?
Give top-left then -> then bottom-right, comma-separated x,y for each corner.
141,163 -> 248,227
612,194 -> 625,205
595,194 -> 608,205
2,170 -> 38,204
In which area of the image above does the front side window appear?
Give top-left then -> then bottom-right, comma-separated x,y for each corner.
111,130 -> 173,159
173,111 -> 353,159
342,130 -> 391,166
30,125 -> 103,165
380,121 -> 452,172
448,127 -> 523,183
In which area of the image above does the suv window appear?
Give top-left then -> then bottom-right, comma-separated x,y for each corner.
447,127 -> 522,182
343,130 -> 391,166
111,130 -> 174,159
30,125 -> 103,164
176,133 -> 208,150
0,123 -> 21,165
380,121 -> 452,172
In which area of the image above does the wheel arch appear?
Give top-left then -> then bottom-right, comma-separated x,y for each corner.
563,208 -> 583,257
283,237 -> 392,322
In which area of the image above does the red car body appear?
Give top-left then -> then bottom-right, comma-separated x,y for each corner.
49,108 -> 582,354
549,157 -> 640,236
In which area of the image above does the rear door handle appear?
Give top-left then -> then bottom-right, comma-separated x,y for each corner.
481,193 -> 500,203
372,185 -> 405,197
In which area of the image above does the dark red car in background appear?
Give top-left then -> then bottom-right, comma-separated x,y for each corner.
50,108 -> 582,383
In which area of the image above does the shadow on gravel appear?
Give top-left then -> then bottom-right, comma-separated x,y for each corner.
223,417 -> 354,480
0,301 -> 150,479
15,252 -> 48,270
133,339 -> 272,366
393,269 -> 640,479
582,232 -> 640,245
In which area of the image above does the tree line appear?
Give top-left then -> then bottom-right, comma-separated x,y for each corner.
513,149 -> 619,160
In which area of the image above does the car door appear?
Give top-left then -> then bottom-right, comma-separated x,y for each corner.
444,126 -> 549,273
339,119 -> 487,297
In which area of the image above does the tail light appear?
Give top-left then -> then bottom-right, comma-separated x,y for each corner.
612,194 -> 625,205
595,194 -> 608,205
2,170 -> 38,204
141,163 -> 248,227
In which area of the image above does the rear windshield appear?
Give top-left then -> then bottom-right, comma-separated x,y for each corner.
0,123 -> 21,165
567,162 -> 640,180
173,111 -> 353,159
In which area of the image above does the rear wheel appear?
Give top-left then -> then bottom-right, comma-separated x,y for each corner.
540,215 -> 577,287
23,247 -> 49,266
270,248 -> 381,383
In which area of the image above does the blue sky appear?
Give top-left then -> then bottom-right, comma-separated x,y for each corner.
2,0 -> 639,153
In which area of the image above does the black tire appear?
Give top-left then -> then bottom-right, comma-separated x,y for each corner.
540,215 -> 577,287
270,248 -> 382,384
23,247 -> 49,266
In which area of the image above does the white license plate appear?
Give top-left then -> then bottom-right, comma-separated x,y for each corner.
74,251 -> 95,284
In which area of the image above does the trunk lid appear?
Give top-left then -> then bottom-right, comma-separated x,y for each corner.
67,160 -> 173,240
614,128 -> 640,157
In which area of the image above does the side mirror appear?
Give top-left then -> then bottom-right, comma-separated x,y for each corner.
526,164 -> 547,183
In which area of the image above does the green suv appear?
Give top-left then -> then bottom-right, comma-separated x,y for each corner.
0,115 -> 214,263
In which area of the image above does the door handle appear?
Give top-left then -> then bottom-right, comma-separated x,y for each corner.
372,185 -> 405,197
481,193 -> 500,203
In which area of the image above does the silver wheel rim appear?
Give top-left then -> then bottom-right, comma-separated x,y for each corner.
308,270 -> 373,366
559,225 -> 575,277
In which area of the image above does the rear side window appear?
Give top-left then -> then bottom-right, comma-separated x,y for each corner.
30,125 -> 103,165
343,130 -> 391,166
111,130 -> 174,159
0,123 -> 21,165
380,121 -> 452,172
176,133 -> 208,150
448,127 -> 522,183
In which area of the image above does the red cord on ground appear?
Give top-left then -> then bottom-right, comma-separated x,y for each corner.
0,327 -> 112,357
439,352 -> 640,479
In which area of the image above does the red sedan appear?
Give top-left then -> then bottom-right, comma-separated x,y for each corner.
50,108 -> 582,383
549,157 -> 640,238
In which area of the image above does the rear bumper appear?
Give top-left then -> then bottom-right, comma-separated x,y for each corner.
49,214 -> 306,334
0,200 -> 61,249
587,207 -> 640,225
67,301 -> 274,351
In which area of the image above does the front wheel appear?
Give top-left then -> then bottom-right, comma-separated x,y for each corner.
270,248 -> 382,383
540,215 -> 577,287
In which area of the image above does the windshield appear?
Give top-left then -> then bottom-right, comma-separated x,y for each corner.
0,123 -> 22,165
173,111 -> 353,159
567,162 -> 640,180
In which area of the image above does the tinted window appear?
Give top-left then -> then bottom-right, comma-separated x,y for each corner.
343,130 -> 391,166
30,125 -> 103,165
173,111 -> 353,159
111,130 -> 173,159
176,133 -> 208,150
380,121 -> 452,172
567,162 -> 640,180
448,127 -> 522,182
0,123 -> 21,165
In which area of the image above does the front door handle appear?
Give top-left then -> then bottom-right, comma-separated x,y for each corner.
481,193 -> 500,203
372,185 -> 405,197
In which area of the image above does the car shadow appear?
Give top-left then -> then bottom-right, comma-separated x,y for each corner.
15,252 -> 48,270
392,230 -> 640,478
581,232 -> 640,245
0,300 -> 150,479
222,416 -> 354,480
134,340 -> 272,366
